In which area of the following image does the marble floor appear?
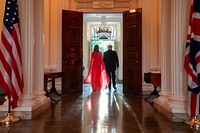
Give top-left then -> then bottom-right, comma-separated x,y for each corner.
0,84 -> 195,133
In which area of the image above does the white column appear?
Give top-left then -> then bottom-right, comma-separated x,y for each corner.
17,0 -> 37,106
32,0 -> 48,102
155,0 -> 191,122
164,0 -> 189,112
154,0 -> 171,105
18,0 -> 48,107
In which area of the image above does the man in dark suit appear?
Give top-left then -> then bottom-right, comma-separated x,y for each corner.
103,45 -> 119,90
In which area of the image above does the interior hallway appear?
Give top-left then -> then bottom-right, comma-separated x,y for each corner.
0,84 -> 193,133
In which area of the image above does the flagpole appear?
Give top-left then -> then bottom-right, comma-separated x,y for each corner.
8,100 -> 10,115
185,95 -> 200,131
0,99 -> 19,125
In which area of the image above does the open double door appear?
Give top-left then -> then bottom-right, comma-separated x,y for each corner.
62,9 -> 142,95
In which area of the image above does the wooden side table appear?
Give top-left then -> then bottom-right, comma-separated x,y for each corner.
144,72 -> 161,103
44,72 -> 63,101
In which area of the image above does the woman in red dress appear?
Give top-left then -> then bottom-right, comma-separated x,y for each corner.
85,45 -> 110,91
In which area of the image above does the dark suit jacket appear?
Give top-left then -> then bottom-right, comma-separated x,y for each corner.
103,50 -> 119,71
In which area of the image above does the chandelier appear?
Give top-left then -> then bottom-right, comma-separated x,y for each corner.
96,25 -> 111,34
95,16 -> 111,39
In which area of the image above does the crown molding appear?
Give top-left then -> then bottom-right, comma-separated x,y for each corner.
76,0 -> 130,12
76,0 -> 130,2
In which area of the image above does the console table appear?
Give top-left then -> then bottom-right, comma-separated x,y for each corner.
44,72 -> 63,101
144,72 -> 161,103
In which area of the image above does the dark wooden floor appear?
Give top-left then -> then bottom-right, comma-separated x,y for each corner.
0,84 -> 194,133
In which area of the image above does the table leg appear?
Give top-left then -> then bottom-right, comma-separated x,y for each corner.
49,78 -> 63,98
145,86 -> 159,104
44,78 -> 49,97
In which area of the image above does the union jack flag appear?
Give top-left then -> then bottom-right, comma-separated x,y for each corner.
0,0 -> 23,109
184,0 -> 200,117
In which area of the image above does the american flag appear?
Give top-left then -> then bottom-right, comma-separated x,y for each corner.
0,0 -> 23,109
184,0 -> 200,118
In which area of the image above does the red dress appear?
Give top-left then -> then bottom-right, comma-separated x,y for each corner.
85,52 -> 110,91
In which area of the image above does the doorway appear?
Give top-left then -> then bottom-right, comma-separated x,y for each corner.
62,10 -> 142,95
82,13 -> 123,92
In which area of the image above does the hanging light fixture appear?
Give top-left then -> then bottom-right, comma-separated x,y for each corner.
96,16 -> 111,39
